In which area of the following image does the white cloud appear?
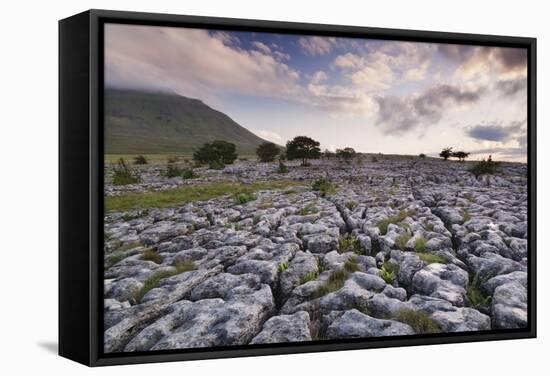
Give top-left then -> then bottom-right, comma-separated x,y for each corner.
252,41 -> 271,54
105,24 -> 301,101
255,130 -> 284,144
298,36 -> 338,56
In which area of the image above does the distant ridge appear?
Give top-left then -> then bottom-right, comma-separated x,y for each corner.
104,88 -> 270,154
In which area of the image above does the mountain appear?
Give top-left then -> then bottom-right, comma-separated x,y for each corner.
104,89 -> 270,155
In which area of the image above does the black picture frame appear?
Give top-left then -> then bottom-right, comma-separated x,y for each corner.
59,9 -> 537,367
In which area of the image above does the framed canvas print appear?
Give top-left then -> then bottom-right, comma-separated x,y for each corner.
59,9 -> 536,366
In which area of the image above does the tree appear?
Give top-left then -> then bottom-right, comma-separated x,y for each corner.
419,153 -> 427,158
193,140 -> 238,166
452,151 -> 470,162
256,142 -> 280,162
336,147 -> 356,161
286,136 -> 321,166
324,149 -> 334,159
439,147 -> 453,161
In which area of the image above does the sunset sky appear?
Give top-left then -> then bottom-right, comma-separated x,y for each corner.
105,23 -> 528,162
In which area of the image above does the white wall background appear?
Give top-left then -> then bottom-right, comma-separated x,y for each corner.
0,0 -> 546,374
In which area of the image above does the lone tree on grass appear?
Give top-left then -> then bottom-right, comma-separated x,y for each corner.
193,140 -> 238,168
286,136 -> 321,166
256,142 -> 280,162
336,147 -> 356,161
453,151 -> 470,162
440,147 -> 453,161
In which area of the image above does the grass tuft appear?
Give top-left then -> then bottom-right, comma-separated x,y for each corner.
313,269 -> 348,298
415,252 -> 447,264
392,309 -> 442,334
298,271 -> 318,286
140,249 -> 163,264
133,260 -> 197,303
394,233 -> 411,250
233,192 -> 257,205
377,209 -> 416,235
413,237 -> 427,253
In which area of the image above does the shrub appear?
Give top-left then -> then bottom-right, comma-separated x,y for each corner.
165,163 -> 182,178
278,262 -> 289,273
167,156 -> 179,164
313,269 -> 348,298
394,233 -> 411,251
371,156 -> 379,162
181,168 -> 198,179
466,273 -> 491,311
233,192 -> 257,205
112,158 -> 140,185
338,234 -> 362,255
415,252 -> 447,264
133,155 -> 148,165
439,147 -> 453,160
414,237 -> 427,253
452,151 -> 470,162
392,309 -> 442,334
140,249 -> 163,264
336,147 -> 356,161
277,160 -> 289,174
469,159 -> 500,177
209,159 -> 225,170
298,271 -> 318,285
312,177 -> 336,197
256,142 -> 280,162
419,153 -> 427,158
193,140 -> 238,165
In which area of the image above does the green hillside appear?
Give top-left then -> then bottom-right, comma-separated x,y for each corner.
104,89 -> 269,154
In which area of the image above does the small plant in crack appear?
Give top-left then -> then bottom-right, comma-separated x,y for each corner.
345,200 -> 358,211
297,271 -> 318,286
313,269 -> 348,298
278,262 -> 289,273
463,209 -> 472,222
466,273 -> 492,311
338,234 -> 362,254
379,261 -> 399,284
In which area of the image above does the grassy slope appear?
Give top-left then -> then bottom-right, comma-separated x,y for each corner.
105,89 -> 269,155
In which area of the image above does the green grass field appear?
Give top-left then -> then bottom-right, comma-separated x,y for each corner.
105,180 -> 302,212
104,154 -> 260,165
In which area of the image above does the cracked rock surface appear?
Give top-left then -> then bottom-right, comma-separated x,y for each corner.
103,157 -> 528,352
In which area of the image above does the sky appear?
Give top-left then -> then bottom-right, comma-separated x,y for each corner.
104,23 -> 528,162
